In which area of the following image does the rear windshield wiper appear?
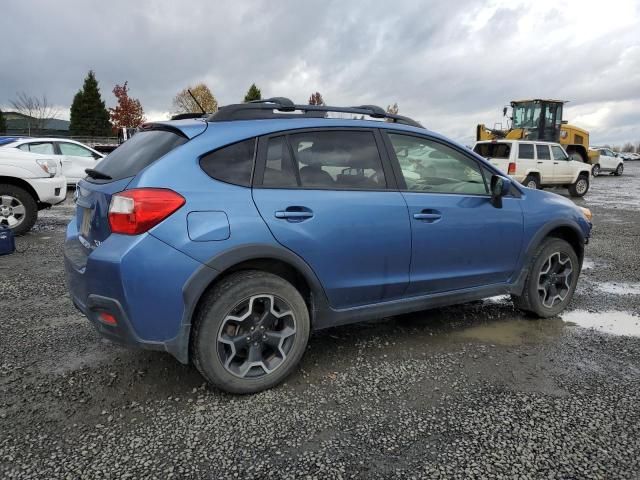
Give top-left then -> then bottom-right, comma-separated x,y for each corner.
85,168 -> 112,180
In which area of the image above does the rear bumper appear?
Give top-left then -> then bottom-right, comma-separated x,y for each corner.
29,176 -> 66,205
64,221 -> 204,363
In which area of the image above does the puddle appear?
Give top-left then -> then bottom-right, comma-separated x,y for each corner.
484,295 -> 511,304
562,310 -> 640,337
453,318 -> 565,346
582,258 -> 595,270
596,282 -> 640,296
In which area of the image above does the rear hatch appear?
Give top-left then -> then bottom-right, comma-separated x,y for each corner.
473,142 -> 512,171
68,122 -> 204,267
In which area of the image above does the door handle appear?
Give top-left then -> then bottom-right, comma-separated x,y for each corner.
553,162 -> 559,165
413,209 -> 442,222
275,207 -> 314,221
537,161 -> 543,164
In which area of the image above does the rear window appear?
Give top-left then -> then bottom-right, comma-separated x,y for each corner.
473,142 -> 511,159
90,129 -> 187,182
199,138 -> 256,187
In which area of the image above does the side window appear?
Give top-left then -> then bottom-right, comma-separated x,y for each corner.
59,142 -> 94,157
536,144 -> 551,160
518,144 -> 534,159
17,144 -> 30,152
287,131 -> 386,189
199,138 -> 255,187
551,145 -> 568,161
387,133 -> 488,195
26,142 -> 55,154
263,136 -> 298,187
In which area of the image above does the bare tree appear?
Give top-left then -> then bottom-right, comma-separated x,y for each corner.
636,141 -> 640,154
10,92 -> 59,134
621,142 -> 634,152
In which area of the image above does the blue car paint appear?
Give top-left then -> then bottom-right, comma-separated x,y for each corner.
64,116 -> 591,364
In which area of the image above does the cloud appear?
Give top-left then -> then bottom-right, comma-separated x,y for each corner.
0,0 -> 638,145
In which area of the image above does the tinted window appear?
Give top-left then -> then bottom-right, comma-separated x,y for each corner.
59,142 -> 94,157
518,144 -> 534,159
551,145 -> 568,160
287,131 -> 386,189
263,136 -> 298,187
94,130 -> 187,182
389,133 -> 488,195
200,138 -> 255,187
473,142 -> 511,159
27,142 -> 55,154
536,144 -> 551,160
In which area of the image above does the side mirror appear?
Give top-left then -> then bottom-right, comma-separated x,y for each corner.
490,175 -> 511,208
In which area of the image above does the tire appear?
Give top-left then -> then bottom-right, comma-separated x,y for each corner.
192,270 -> 310,394
0,184 -> 38,236
568,174 -> 589,197
511,238 -> 580,318
523,175 -> 540,190
591,164 -> 600,177
614,163 -> 624,176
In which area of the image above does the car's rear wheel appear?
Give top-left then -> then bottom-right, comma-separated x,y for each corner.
591,164 -> 600,177
192,270 -> 310,394
0,184 -> 38,236
512,238 -> 580,318
614,163 -> 624,176
523,175 -> 540,190
568,174 -> 589,197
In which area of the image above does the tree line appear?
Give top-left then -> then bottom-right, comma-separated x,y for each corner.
0,71 -> 403,137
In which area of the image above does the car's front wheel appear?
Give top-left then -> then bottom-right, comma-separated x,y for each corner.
512,238 -> 580,318
192,270 -> 310,394
591,164 -> 600,177
0,184 -> 38,235
568,174 -> 589,197
614,163 -> 624,176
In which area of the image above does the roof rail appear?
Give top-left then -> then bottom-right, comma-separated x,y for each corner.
170,112 -> 208,120
207,97 -> 423,128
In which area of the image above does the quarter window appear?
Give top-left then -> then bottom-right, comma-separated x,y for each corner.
518,144 -> 534,159
200,138 -> 256,187
536,144 -> 551,160
287,131 -> 386,189
388,133 -> 488,195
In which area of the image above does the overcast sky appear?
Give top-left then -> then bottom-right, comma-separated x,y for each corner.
1,0 -> 638,146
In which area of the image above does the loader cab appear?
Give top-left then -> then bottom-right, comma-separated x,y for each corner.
511,99 -> 564,143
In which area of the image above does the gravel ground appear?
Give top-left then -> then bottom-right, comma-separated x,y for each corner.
1,163 -> 639,479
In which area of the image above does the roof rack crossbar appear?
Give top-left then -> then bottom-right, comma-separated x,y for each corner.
208,98 -> 423,128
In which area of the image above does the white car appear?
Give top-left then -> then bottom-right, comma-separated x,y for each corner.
592,148 -> 624,176
0,148 -> 67,234
0,138 -> 104,185
473,140 -> 592,197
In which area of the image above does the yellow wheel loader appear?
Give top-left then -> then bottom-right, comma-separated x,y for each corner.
476,99 -> 598,164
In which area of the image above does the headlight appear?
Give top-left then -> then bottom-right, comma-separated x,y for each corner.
36,159 -> 57,177
579,207 -> 592,222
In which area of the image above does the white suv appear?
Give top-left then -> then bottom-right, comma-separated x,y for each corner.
473,140 -> 592,197
592,147 -> 624,177
0,148 -> 67,234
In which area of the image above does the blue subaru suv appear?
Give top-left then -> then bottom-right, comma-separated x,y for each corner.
64,98 -> 592,393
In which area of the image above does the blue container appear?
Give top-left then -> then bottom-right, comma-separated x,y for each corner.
0,226 -> 15,256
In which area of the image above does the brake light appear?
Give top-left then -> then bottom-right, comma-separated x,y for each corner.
108,188 -> 185,235
507,162 -> 516,175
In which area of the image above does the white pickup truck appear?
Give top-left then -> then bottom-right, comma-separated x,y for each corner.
473,140 -> 592,197
0,149 -> 67,234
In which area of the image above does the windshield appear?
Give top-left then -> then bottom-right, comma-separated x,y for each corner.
473,142 -> 511,159
512,102 -> 541,129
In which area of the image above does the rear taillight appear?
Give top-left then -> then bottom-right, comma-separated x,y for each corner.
108,188 -> 185,235
507,162 -> 516,175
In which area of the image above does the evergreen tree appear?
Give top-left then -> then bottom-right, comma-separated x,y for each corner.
0,109 -> 6,134
69,70 -> 112,136
243,83 -> 262,102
